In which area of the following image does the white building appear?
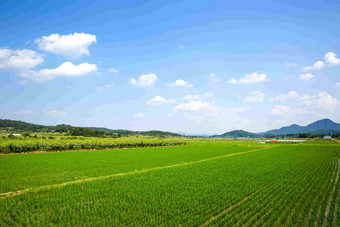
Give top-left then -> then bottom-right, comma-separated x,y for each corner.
7,133 -> 21,136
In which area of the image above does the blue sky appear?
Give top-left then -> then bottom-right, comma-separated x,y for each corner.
1,0 -> 340,134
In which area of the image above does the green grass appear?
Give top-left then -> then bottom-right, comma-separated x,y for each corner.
0,141 -> 339,226
0,141 -> 264,193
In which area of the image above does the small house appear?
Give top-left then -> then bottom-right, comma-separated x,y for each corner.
324,136 -> 331,139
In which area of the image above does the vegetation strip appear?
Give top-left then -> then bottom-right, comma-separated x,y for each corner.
0,146 -> 273,199
323,159 -> 340,227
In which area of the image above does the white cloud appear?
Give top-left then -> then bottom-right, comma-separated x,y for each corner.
47,110 -> 66,117
210,73 -> 221,83
132,112 -> 144,119
168,79 -> 193,87
299,73 -> 314,81
35,33 -> 96,59
284,62 -> 298,69
0,48 -> 43,70
108,68 -> 119,73
301,91 -> 339,111
183,92 -> 213,101
271,105 -> 291,115
97,84 -> 113,91
174,100 -> 210,112
228,72 -> 269,84
146,96 -> 175,105
269,91 -> 298,102
303,60 -> 324,71
325,52 -> 340,65
21,62 -> 98,81
130,73 -> 157,88
243,90 -> 265,103
336,82 -> 340,87
183,94 -> 201,100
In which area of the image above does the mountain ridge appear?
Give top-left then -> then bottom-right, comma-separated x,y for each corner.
262,118 -> 340,135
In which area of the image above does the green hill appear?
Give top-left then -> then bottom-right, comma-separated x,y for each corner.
218,130 -> 259,138
0,119 -> 181,137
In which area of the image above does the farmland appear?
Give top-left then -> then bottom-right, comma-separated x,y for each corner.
0,136 -> 186,153
0,140 -> 339,226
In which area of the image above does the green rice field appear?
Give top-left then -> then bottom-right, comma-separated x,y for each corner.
1,140 -> 339,226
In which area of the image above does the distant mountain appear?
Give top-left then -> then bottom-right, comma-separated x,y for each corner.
216,130 -> 259,138
178,132 -> 214,137
0,119 -> 181,137
262,119 -> 340,136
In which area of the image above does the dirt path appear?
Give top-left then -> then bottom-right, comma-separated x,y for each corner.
0,146 -> 274,199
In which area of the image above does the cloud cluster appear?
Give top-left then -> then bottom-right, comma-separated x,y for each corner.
168,79 -> 193,87
299,73 -> 314,81
146,96 -> 175,105
303,61 -> 324,71
35,33 -> 96,59
302,51 -> 340,71
228,72 -> 269,84
130,73 -> 158,87
174,100 -> 210,112
269,91 -> 298,102
0,32 -> 98,82
21,62 -> 98,82
0,48 -> 43,70
301,91 -> 339,111
243,91 -> 265,103
271,105 -> 290,115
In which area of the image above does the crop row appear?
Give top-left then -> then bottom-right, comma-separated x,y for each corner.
208,147 -> 339,226
0,141 -> 186,153
0,144 -> 339,226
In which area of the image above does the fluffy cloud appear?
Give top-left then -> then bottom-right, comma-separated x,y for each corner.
228,72 -> 269,84
299,73 -> 314,81
269,91 -> 298,102
336,82 -> 340,87
168,79 -> 193,87
174,100 -> 210,112
132,112 -> 144,119
146,96 -> 175,105
130,73 -> 157,87
302,61 -> 324,71
301,91 -> 339,111
47,110 -> 66,117
0,48 -> 43,70
108,68 -> 119,73
243,91 -> 265,103
325,52 -> 340,65
35,33 -> 96,59
21,62 -> 98,81
271,105 -> 291,115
